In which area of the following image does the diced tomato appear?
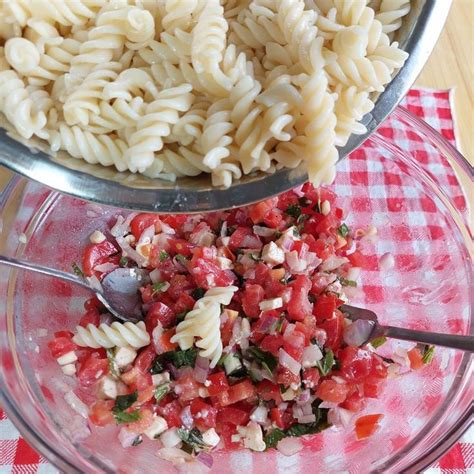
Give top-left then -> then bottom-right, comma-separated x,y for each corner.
339,347 -> 373,383
264,208 -> 284,229
287,275 -> 312,321
168,238 -> 195,256
218,422 -> 239,448
347,251 -> 366,269
248,199 -> 276,224
315,379 -> 350,403
257,380 -> 282,404
82,240 -> 117,277
158,400 -> 182,428
77,353 -> 109,386
283,340 -> 304,362
134,346 -> 156,373
302,368 -> 320,389
175,374 -> 201,401
192,257 -> 235,289
167,274 -> 195,301
146,302 -> 176,331
341,389 -> 367,412
241,284 -> 265,318
313,293 -> 343,322
408,347 -> 424,370
47,336 -> 77,359
75,347 -> 105,364
127,407 -> 154,434
276,366 -> 300,387
260,335 -> 284,356
207,372 -> 229,396
130,213 -> 161,240
84,296 -> 103,312
370,354 -> 388,379
154,328 -> 178,353
217,407 -> 250,426
270,408 -> 284,429
318,310 -> 344,351
295,318 -> 316,345
160,214 -> 189,231
54,330 -> 74,339
228,226 -> 261,250
127,369 -> 153,391
89,400 -> 115,427
216,379 -> 256,407
363,379 -> 385,398
135,385 -> 155,405
220,309 -> 239,346
173,293 -> 195,315
355,414 -> 383,440
79,307 -> 101,328
190,399 -> 217,429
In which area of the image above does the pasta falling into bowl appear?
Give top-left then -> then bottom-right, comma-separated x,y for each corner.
0,0 -> 409,190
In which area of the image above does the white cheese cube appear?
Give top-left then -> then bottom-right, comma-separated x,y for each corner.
98,375 -> 118,400
114,346 -> 137,369
143,416 -> 168,440
216,256 -> 234,270
61,363 -> 76,376
276,226 -> 300,247
259,297 -> 283,311
281,387 -> 298,401
238,422 -> 266,452
202,428 -> 220,447
89,230 -> 106,244
262,241 -> 285,265
152,372 -> 170,386
160,428 -> 182,448
57,351 -> 77,366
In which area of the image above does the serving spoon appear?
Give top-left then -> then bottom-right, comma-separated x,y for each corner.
0,254 -> 148,323
341,304 -> 474,352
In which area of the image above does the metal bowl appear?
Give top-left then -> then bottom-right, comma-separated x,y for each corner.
0,0 -> 452,213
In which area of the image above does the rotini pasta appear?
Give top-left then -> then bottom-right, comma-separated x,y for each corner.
73,321 -> 150,349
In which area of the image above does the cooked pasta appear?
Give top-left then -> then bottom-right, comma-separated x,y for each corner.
171,286 -> 238,367
73,321 -> 150,349
0,0 -> 410,187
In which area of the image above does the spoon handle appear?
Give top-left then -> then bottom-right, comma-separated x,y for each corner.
0,254 -> 90,290
381,325 -> 474,352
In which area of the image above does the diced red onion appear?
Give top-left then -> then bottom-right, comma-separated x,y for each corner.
180,406 -> 194,429
283,323 -> 295,339
118,427 -> 139,448
302,344 -> 323,367
183,215 -> 203,233
296,389 -> 311,405
292,185 -> 305,197
64,390 -> 88,419
278,402 -> 288,411
66,415 -> 91,442
160,220 -> 176,235
116,236 -> 148,267
93,262 -> 118,273
111,213 -> 137,238
277,437 -> 303,456
250,405 -> 268,424
328,407 -> 353,428
297,414 -> 317,424
320,255 -> 349,272
343,319 -> 375,347
173,255 -> 188,271
292,405 -> 303,419
152,322 -> 165,353
138,224 -> 155,245
197,452 -> 214,468
220,221 -> 228,238
318,401 -> 339,409
305,252 -> 322,272
241,234 -> 262,249
243,269 -> 256,280
161,428 -> 182,448
392,346 -> 410,369
300,403 -> 313,416
253,225 -> 275,237
153,232 -> 172,251
279,235 -> 294,251
149,268 -> 161,284
194,356 -> 210,384
285,250 -> 307,273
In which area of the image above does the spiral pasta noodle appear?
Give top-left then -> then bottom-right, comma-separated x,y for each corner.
73,321 -> 150,349
171,286 -> 238,367
375,0 -> 410,36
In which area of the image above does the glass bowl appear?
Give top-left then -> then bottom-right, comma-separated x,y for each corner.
0,108 -> 472,473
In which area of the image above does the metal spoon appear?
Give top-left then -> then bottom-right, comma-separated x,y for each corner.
0,254 -> 149,323
341,304 -> 474,352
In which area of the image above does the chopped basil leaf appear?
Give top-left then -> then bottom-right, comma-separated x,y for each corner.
285,204 -> 302,219
339,277 -> 357,287
247,347 -> 277,374
119,256 -> 128,267
113,391 -> 138,413
152,281 -> 167,295
191,288 -> 206,300
177,428 -> 206,452
114,410 -> 141,424
264,428 -> 285,449
71,262 -> 84,277
154,383 -> 170,403
370,336 -> 387,349
292,226 -> 301,237
159,250 -> 169,262
316,349 -> 334,376
132,436 -> 143,446
150,356 -> 165,375
175,254 -> 188,265
106,348 -> 120,378
338,223 -> 350,238
421,345 -> 435,364
176,311 -> 187,324
151,348 -> 198,374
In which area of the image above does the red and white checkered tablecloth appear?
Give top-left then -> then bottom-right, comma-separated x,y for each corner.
0,88 -> 472,473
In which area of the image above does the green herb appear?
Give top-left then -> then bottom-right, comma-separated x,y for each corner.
132,436 -> 143,446
316,349 -> 334,376
106,348 -> 120,378
249,252 -> 261,262
191,288 -> 206,300
247,347 -> 277,376
339,277 -> 357,287
176,311 -> 187,324
175,254 -> 188,266
71,262 -> 84,277
292,226 -> 301,237
119,256 -> 128,267
338,223 -> 350,238
370,336 -> 387,349
285,204 -> 302,219
421,345 -> 435,365
150,348 -> 198,375
177,428 -> 206,453
152,281 -> 167,295
113,391 -> 138,413
264,428 -> 285,449
154,383 -> 170,403
298,197 -> 311,207
159,250 -> 169,262
114,410 -> 141,424
276,316 -> 285,333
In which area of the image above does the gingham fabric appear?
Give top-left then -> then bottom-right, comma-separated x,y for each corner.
0,88 -> 472,473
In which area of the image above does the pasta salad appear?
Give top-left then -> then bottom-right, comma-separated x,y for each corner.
47,184 -> 432,467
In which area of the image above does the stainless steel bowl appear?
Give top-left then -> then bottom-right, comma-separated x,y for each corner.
0,0 -> 452,213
